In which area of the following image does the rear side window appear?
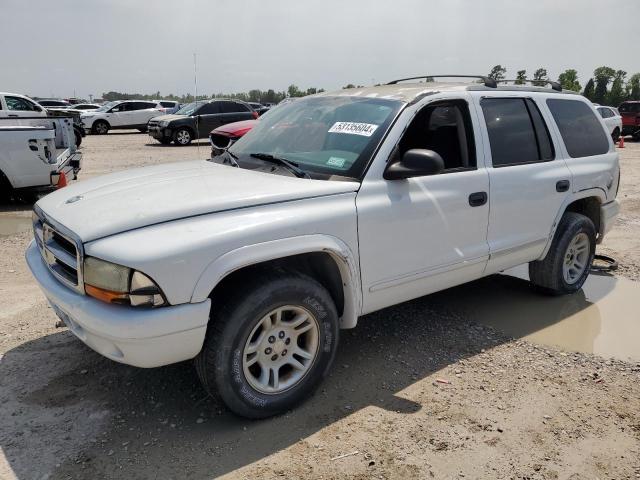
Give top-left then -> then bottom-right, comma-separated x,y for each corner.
160,101 -> 175,108
619,103 -> 640,114
546,99 -> 609,158
481,98 -> 554,167
221,101 -> 249,113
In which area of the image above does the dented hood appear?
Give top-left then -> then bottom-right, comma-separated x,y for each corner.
36,160 -> 359,242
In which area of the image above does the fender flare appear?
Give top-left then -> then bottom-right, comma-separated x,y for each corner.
538,188 -> 607,260
190,234 -> 362,329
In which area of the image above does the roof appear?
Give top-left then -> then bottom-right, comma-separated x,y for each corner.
317,81 -> 579,104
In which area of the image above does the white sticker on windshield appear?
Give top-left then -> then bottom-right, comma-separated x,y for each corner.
328,122 -> 379,137
327,156 -> 346,167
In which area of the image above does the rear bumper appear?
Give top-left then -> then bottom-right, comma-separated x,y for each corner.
598,199 -> 620,243
26,241 -> 210,368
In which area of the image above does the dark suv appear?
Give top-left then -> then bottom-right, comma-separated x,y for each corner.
148,99 -> 257,145
619,101 -> 640,140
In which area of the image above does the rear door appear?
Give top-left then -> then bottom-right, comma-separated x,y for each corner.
135,101 -> 163,125
474,94 -> 573,274
194,102 -> 222,137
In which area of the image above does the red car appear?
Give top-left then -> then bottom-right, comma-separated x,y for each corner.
619,101 -> 640,140
209,119 -> 258,157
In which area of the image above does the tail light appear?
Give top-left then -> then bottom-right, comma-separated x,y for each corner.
252,111 -> 259,119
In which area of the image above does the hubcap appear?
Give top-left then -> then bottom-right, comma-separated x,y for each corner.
177,130 -> 190,144
242,305 -> 319,394
562,232 -> 590,284
96,123 -> 107,133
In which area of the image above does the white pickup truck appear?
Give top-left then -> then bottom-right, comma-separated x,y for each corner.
26,76 -> 619,418
0,117 -> 81,201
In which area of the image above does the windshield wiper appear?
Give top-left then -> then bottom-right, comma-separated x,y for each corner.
250,153 -> 310,179
224,149 -> 239,167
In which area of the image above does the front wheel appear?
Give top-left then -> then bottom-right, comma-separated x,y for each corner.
138,127 -> 148,133
92,120 -> 109,135
529,212 -> 596,295
195,271 -> 339,419
173,128 -> 192,146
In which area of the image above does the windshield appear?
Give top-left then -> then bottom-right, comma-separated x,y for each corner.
175,102 -> 201,116
95,101 -> 118,113
228,96 -> 402,179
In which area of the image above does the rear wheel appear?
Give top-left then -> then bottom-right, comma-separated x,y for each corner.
195,271 -> 339,419
529,212 -> 596,295
92,120 -> 109,135
173,128 -> 192,146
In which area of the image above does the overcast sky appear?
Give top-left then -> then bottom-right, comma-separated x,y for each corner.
2,0 -> 638,99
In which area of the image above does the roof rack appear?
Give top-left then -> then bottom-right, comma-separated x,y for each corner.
497,79 -> 562,92
387,75 -> 497,89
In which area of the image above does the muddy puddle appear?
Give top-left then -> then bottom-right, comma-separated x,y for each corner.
0,213 -> 32,237
428,265 -> 640,362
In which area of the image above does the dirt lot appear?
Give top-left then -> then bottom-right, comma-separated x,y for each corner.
1,132 -> 640,480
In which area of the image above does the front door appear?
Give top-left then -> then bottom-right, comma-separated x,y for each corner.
357,98 -> 491,314
194,102 -> 222,138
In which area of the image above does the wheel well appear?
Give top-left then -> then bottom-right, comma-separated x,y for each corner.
0,168 -> 13,190
208,252 -> 345,317
565,197 -> 601,234
93,119 -> 110,128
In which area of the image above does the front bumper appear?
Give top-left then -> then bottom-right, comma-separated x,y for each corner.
148,125 -> 172,140
26,241 -> 210,367
598,199 -> 620,243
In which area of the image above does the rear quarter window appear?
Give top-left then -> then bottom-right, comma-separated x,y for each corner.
546,99 -> 609,158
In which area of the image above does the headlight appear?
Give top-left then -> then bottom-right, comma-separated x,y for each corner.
159,120 -> 169,127
83,257 -> 166,307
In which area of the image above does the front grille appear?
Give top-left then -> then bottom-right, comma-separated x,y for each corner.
33,210 -> 84,294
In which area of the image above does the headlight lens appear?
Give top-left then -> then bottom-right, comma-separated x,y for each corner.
159,120 -> 169,127
83,257 -> 166,307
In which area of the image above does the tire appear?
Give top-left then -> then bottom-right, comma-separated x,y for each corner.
158,137 -> 172,145
529,212 -> 596,295
612,128 -> 620,143
194,270 -> 339,419
138,127 -> 148,133
74,129 -> 82,147
92,120 -> 109,135
173,128 -> 192,146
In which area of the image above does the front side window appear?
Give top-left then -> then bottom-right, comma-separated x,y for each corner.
546,99 -> 610,158
5,96 -> 37,111
481,98 -> 554,167
228,95 -> 402,179
396,100 -> 476,171
197,103 -> 220,115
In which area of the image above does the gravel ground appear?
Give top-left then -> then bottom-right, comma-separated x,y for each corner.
1,132 -> 639,480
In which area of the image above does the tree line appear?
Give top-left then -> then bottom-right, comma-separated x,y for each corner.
101,66 -> 640,107
101,85 -> 325,104
487,65 -> 640,106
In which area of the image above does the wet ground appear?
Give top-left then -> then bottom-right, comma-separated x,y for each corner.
430,266 -> 640,362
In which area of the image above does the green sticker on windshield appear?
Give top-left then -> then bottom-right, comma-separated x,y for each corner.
327,157 -> 346,168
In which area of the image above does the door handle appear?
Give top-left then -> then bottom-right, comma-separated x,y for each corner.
556,180 -> 570,192
468,191 -> 488,207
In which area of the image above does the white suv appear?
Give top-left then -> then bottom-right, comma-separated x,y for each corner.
80,100 -> 165,134
26,76 -> 620,418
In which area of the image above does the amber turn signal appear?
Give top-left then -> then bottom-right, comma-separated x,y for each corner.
85,284 -> 129,304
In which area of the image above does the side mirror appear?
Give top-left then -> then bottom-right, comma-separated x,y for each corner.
383,149 -> 444,180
